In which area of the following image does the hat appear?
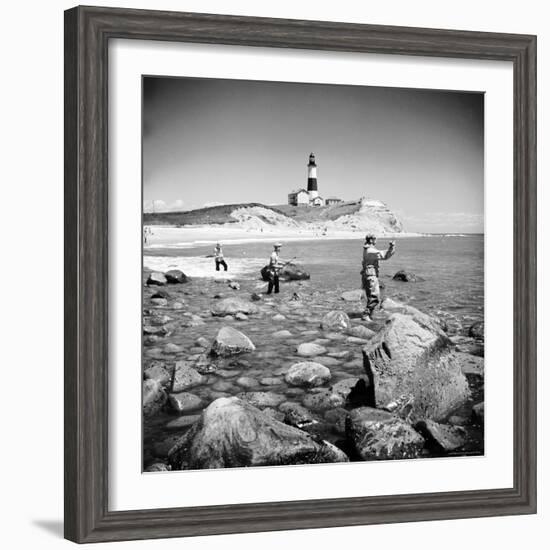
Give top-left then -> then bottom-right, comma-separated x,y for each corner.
364,234 -> 376,244
274,242 -> 283,248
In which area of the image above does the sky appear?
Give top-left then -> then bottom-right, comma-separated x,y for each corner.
143,77 -> 484,233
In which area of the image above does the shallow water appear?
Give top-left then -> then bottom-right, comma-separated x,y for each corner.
142,236 -> 485,469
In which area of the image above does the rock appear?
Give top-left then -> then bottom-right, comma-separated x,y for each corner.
194,336 -> 209,348
211,297 -> 259,317
347,407 -> 425,460
279,402 -> 316,428
272,314 -> 286,322
212,380 -> 234,392
362,312 -> 470,422
392,270 -> 422,282
168,397 -> 348,469
172,301 -> 185,310
415,420 -> 467,452
151,289 -> 170,300
150,298 -> 168,307
165,269 -> 188,284
235,312 -> 248,321
346,336 -> 369,344
236,376 -> 258,389
193,353 -> 216,374
328,350 -> 354,360
211,326 -> 256,356
348,325 -> 375,340
273,330 -> 293,339
285,362 -> 331,388
228,281 -> 240,290
236,391 -> 286,409
147,272 -> 167,286
168,392 -> 203,413
324,407 -> 348,435
472,402 -> 485,424
143,379 -> 167,417
250,292 -> 262,301
468,321 -> 485,339
296,342 -> 327,357
144,364 -> 172,388
330,377 -> 362,400
341,289 -> 365,301
163,342 -> 183,353
314,356 -> 341,367
455,352 -> 484,375
448,415 -> 469,426
261,263 -> 310,282
320,310 -> 351,332
302,389 -> 345,412
181,314 -> 205,327
260,377 -> 282,386
172,362 -> 205,392
414,420 -> 466,453
145,462 -> 171,472
165,414 -> 201,430
381,298 -> 447,334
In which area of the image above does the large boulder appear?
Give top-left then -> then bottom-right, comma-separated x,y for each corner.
168,397 -> 348,469
146,272 -> 167,286
211,297 -> 259,317
165,269 -> 188,284
362,312 -> 470,422
285,362 -> 331,388
414,420 -> 467,453
347,407 -> 425,460
260,263 -> 310,282
210,326 -> 256,356
143,379 -> 167,417
381,298 -> 447,334
468,320 -> 485,339
320,310 -> 351,332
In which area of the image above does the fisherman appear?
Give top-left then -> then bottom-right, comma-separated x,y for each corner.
266,243 -> 284,294
214,242 -> 228,272
361,234 -> 396,321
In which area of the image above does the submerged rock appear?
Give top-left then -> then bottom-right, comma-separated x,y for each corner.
285,362 -> 331,388
320,310 -> 351,332
362,312 -> 470,422
296,342 -> 327,357
468,320 -> 485,339
302,389 -> 345,412
392,270 -> 422,282
279,402 -> 316,428
347,407 -> 425,460
172,362 -> 205,392
211,297 -> 259,317
211,326 -> 256,356
143,379 -> 167,417
168,397 -> 348,469
168,392 -> 203,413
341,289 -> 365,302
165,269 -> 188,284
146,272 -> 167,286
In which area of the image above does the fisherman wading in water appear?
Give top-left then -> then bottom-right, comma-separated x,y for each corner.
214,243 -> 228,272
266,243 -> 284,294
361,234 -> 396,321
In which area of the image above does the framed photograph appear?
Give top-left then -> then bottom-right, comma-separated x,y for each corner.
64,6 -> 537,543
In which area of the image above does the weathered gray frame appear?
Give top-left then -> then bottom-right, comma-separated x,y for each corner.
64,5 -> 537,543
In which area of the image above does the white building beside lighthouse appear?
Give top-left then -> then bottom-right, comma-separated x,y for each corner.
288,153 -> 336,207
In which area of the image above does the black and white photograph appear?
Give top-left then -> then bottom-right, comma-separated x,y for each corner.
141,76 -> 485,472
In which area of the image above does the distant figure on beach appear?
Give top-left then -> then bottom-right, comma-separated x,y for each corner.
143,226 -> 152,245
266,243 -> 284,294
361,234 -> 395,321
214,243 -> 228,272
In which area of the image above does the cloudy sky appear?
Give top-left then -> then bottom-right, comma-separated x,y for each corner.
143,77 -> 484,233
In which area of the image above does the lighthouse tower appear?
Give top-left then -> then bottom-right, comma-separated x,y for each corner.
307,153 -> 318,199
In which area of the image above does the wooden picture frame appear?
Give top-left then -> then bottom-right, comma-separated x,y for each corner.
64,5 -> 537,543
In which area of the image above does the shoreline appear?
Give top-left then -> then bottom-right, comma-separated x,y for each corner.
144,225 -> 476,251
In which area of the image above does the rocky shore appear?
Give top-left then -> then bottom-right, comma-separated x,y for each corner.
142,265 -> 484,472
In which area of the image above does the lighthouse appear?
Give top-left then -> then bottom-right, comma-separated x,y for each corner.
307,153 -> 318,199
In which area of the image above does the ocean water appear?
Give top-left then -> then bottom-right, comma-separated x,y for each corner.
145,234 -> 484,335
